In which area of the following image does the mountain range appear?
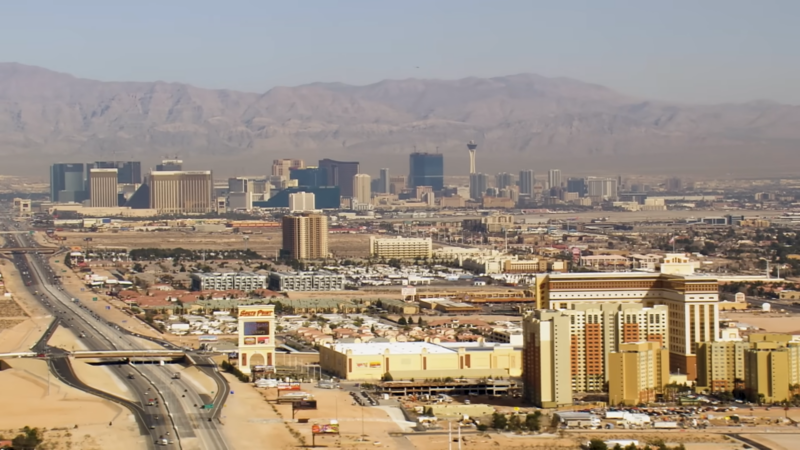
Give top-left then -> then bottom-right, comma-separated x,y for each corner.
1,62 -> 799,175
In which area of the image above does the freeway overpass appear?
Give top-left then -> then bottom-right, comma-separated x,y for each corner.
71,350 -> 186,360
0,247 -> 58,254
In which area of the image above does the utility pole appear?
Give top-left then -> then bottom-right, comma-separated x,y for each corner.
448,422 -> 452,450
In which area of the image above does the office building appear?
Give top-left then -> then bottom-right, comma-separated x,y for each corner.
228,176 -> 268,195
369,236 -> 433,259
608,342 -> 670,406
320,341 -> 520,381
378,168 -> 390,194
548,169 -> 562,189
353,173 -> 372,205
536,266 -> 719,379
236,304 -> 276,375
290,167 -> 327,188
666,177 -> 683,192
281,214 -> 328,260
149,171 -> 213,214
518,170 -> 534,196
409,153 -> 444,191
289,192 -> 316,212
155,159 -> 183,171
469,173 -> 488,200
268,271 -> 345,292
228,192 -> 253,211
190,272 -> 268,291
50,163 -> 87,203
255,186 -> 340,209
587,177 -> 619,201
389,176 -> 407,195
272,159 -> 305,178
495,172 -> 514,190
318,159 -> 360,198
89,168 -> 119,207
566,178 -> 586,196
522,303 -> 668,407
93,161 -> 142,184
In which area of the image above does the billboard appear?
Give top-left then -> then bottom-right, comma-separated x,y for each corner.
356,362 -> 382,369
312,424 -> 340,434
243,321 -> 270,336
239,309 -> 274,318
243,337 -> 256,345
293,400 -> 318,411
257,336 -> 270,345
401,285 -> 416,298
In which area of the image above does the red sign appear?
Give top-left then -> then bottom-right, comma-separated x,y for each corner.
239,309 -> 273,317
278,383 -> 301,391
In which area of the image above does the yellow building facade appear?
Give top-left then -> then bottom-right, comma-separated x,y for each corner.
608,342 -> 670,406
319,342 -> 521,380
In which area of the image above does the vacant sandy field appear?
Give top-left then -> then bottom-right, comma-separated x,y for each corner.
0,359 -> 146,450
720,313 -> 800,333
53,229 -> 372,258
741,433 -> 800,450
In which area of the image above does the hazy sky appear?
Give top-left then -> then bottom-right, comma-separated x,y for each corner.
1,0 -> 798,104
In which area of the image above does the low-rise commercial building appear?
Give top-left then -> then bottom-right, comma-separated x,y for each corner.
190,272 -> 268,291
268,271 -> 345,292
608,341 -> 670,406
369,236 -> 433,259
319,341 -> 521,380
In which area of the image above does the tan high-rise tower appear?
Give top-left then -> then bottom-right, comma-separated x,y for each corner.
272,159 -> 305,178
149,171 -> 213,214
89,168 -> 119,207
281,214 -> 328,260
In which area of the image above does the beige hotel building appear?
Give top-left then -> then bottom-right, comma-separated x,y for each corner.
533,255 -> 719,379
281,214 -> 329,260
149,170 -> 213,214
89,168 -> 119,207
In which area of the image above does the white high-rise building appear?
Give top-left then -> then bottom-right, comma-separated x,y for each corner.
353,173 -> 372,205
289,192 -> 316,212
548,169 -> 562,189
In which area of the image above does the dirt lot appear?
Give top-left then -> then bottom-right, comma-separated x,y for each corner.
219,378 -> 416,449
0,358 -> 146,450
51,229 -> 372,258
721,311 -> 800,333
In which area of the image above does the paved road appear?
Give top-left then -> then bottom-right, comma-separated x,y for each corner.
3,219 -> 217,449
12,224 -> 232,450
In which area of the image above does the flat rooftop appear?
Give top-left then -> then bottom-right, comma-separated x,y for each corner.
330,342 -> 456,355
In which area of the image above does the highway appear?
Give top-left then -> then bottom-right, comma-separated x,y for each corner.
2,217 -> 231,450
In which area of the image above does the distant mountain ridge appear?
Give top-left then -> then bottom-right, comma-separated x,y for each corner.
1,62 -> 799,170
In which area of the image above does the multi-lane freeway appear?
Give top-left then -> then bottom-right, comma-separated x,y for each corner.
2,216 -> 231,450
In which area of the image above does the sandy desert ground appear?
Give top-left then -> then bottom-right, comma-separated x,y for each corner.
720,312 -> 800,333
0,358 -> 147,450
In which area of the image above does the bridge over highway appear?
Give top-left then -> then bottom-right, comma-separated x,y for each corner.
71,350 -> 186,359
0,247 -> 58,254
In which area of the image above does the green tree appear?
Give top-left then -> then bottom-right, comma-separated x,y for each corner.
587,439 -> 608,450
525,412 -> 541,432
381,372 -> 394,381
11,426 -> 43,450
491,412 -> 508,430
398,317 -> 407,325
508,414 -> 522,431
407,317 -> 415,325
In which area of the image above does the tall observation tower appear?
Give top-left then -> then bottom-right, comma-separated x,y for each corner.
467,140 -> 478,174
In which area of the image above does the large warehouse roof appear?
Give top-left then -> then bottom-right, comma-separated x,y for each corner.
330,342 -> 455,355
